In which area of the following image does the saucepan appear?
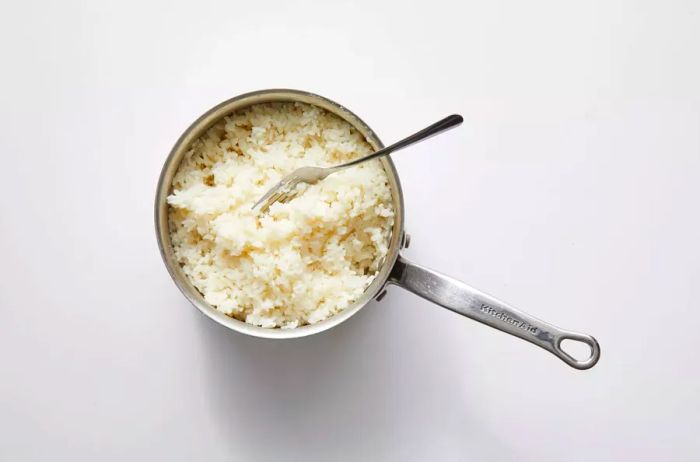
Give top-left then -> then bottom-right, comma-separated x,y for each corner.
155,89 -> 600,370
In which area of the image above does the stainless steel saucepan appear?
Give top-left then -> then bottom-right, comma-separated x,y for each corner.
155,89 -> 601,370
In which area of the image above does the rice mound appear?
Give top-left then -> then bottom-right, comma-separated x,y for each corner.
167,102 -> 394,328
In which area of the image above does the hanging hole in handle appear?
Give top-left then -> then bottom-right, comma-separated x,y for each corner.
560,339 -> 591,360
555,333 -> 601,370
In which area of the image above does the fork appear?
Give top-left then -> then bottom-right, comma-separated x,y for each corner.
252,114 -> 464,212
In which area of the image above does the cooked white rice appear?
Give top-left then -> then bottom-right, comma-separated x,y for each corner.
167,102 -> 394,328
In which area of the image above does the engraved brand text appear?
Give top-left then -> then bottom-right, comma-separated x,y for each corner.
480,303 -> 538,335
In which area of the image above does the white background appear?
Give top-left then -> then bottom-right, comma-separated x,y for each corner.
1,0 -> 699,460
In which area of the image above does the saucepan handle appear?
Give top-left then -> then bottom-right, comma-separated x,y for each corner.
388,255 -> 600,370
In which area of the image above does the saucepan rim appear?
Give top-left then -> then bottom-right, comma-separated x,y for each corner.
155,89 -> 406,338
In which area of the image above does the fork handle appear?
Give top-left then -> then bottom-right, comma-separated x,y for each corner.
334,114 -> 464,170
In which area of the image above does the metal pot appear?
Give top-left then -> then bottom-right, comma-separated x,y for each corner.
155,89 -> 600,370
